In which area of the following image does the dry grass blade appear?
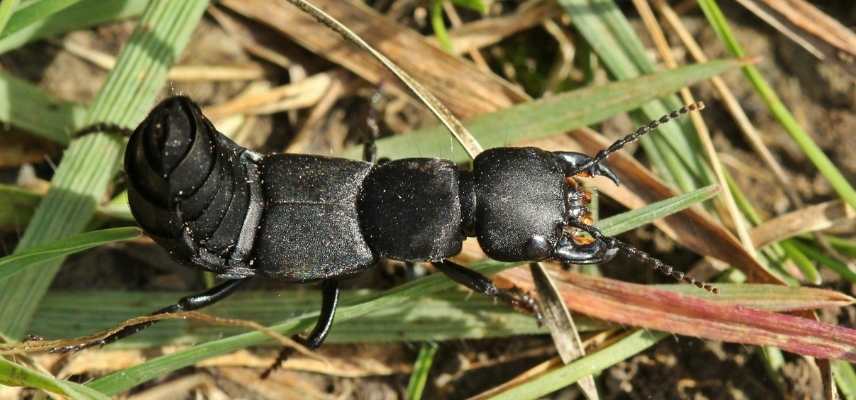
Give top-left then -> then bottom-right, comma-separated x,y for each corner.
1,311 -> 319,361
203,71 -> 337,119
529,263 -> 599,400
751,200 -> 855,248
220,0 -> 528,119
279,0 -> 482,158
445,1 -> 560,55
57,37 -> 265,82
739,0 -> 856,69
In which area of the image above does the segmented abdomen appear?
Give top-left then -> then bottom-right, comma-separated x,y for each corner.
125,96 -> 262,278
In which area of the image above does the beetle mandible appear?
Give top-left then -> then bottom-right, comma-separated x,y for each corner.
63,95 -> 711,363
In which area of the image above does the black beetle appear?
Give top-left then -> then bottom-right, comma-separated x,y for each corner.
64,95 -> 711,365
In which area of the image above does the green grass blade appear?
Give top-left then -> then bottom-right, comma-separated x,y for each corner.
558,0 -> 712,192
0,0 -> 209,339
341,59 -> 743,162
451,0 -> 486,13
406,342 -> 439,400
597,184 -> 719,235
697,0 -> 856,211
0,0 -> 19,35
0,227 -> 140,282
0,357 -> 109,400
488,330 -> 666,399
791,240 -> 856,284
32,290 -> 553,346
0,0 -> 147,54
0,71 -> 86,143
431,0 -> 453,52
0,0 -> 81,39
833,360 -> 856,400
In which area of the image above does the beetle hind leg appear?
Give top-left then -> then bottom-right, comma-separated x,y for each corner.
53,278 -> 247,353
262,279 -> 340,378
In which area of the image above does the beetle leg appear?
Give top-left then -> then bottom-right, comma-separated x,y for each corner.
554,234 -> 619,265
554,151 -> 620,185
53,278 -> 248,353
262,279 -> 340,378
433,260 -> 543,321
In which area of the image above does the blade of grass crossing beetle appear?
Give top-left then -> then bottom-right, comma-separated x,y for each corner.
341,59 -> 744,161
0,0 -> 209,339
697,0 -> 856,211
0,227 -> 141,282
488,330 -> 667,400
0,0 -> 147,54
85,184 -> 716,394
530,263 -> 600,400
406,342 -> 439,400
0,357 -> 109,400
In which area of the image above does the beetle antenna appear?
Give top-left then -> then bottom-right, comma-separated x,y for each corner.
576,101 -> 705,174
571,222 -> 719,294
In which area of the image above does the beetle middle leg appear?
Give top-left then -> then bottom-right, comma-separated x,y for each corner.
433,260 -> 542,321
55,278 -> 248,352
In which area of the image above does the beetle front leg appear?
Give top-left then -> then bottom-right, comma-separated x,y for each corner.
433,260 -> 543,321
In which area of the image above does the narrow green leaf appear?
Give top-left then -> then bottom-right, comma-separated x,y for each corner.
0,0 -> 19,36
451,0 -> 486,14
431,0 -> 453,52
0,71 -> 86,143
0,227 -> 140,282
341,59 -> 744,162
406,343 -> 439,400
0,0 -> 81,39
0,0 -> 209,339
833,360 -> 856,400
0,0 -> 147,54
791,240 -> 856,284
489,330 -> 666,399
698,0 -> 856,211
0,357 -> 109,400
32,290 -> 552,346
597,185 -> 719,235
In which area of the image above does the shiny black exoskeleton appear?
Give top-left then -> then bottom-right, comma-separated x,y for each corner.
68,96 -> 710,372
